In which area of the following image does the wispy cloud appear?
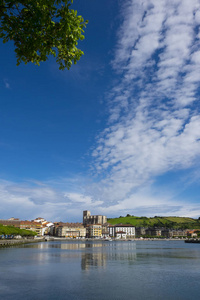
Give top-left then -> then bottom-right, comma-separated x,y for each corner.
1,0 -> 200,221
91,0 -> 200,215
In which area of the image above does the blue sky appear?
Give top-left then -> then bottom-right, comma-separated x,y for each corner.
1,0 -> 200,222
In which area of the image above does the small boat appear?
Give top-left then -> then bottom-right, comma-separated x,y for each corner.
185,239 -> 200,243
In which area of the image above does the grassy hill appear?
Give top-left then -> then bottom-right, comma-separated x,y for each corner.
107,215 -> 200,229
0,224 -> 37,237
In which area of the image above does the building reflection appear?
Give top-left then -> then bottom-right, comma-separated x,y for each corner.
107,242 -> 137,263
81,241 -> 137,270
51,242 -> 87,250
81,252 -> 107,270
25,241 -> 137,269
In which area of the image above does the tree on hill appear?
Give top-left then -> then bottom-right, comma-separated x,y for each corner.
0,0 -> 88,70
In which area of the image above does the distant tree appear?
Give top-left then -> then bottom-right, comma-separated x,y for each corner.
126,214 -> 131,217
142,220 -> 148,226
0,0 -> 88,70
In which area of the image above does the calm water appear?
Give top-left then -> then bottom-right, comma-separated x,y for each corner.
0,240 -> 200,300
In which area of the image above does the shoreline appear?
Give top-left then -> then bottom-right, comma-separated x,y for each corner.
46,237 -> 187,242
0,238 -> 44,248
0,237 -> 190,248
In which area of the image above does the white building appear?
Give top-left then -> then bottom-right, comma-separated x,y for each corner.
108,224 -> 135,239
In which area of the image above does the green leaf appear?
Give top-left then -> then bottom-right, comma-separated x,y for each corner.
0,0 -> 88,70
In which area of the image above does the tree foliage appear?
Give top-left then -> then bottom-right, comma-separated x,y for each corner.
0,0 -> 88,70
0,224 -> 37,236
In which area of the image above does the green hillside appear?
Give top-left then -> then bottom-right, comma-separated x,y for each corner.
107,215 -> 200,229
0,224 -> 37,237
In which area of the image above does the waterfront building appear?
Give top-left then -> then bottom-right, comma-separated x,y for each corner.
20,221 -> 46,236
0,219 -> 21,227
187,229 -> 200,238
168,229 -> 187,237
136,227 -> 188,238
31,218 -> 54,235
87,224 -> 102,238
83,210 -> 107,226
115,231 -> 127,239
135,227 -> 148,237
51,222 -> 70,236
145,228 -> 162,236
108,224 -> 135,239
56,223 -> 86,238
160,228 -> 187,238
32,217 -> 46,224
101,224 -> 110,238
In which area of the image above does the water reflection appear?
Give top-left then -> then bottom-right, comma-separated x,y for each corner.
51,242 -> 87,250
29,241 -> 105,250
21,240 -> 200,271
24,241 -> 137,270
1,241 -> 200,300
81,241 -> 137,270
81,252 -> 107,270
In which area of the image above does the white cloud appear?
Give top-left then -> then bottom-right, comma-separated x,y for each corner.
0,179 -> 105,221
91,0 -> 200,216
1,0 -> 200,221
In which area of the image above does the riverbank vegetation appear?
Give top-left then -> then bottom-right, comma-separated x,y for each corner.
107,215 -> 200,229
0,224 -> 37,237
